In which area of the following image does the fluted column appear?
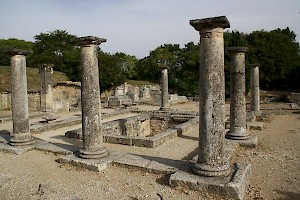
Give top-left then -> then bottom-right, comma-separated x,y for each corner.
9,49 -> 34,146
75,36 -> 108,159
225,47 -> 250,140
160,68 -> 170,110
250,64 -> 261,116
190,16 -> 230,177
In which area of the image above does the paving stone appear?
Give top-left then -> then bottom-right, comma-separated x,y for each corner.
232,135 -> 259,148
113,153 -> 150,170
247,122 -> 264,131
35,142 -> 73,155
58,151 -> 122,172
169,163 -> 251,200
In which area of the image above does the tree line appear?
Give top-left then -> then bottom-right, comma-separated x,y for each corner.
0,28 -> 299,95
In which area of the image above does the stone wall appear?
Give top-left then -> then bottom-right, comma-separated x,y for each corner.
28,91 -> 41,111
0,81 -> 81,112
288,92 -> 300,104
103,115 -> 151,137
0,92 -> 11,110
53,82 -> 81,111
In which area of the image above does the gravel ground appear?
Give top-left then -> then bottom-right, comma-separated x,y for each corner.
0,102 -> 299,200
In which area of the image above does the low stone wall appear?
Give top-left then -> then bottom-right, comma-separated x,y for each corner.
0,82 -> 81,112
288,92 -> 300,104
0,92 -> 11,110
65,113 -> 199,148
103,114 -> 151,137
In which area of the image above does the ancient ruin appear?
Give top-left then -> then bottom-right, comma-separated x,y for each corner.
40,64 -> 54,112
225,47 -> 250,140
250,63 -> 261,116
75,36 -> 108,159
160,67 -> 170,110
1,16 -> 298,200
9,49 -> 34,146
190,16 -> 231,177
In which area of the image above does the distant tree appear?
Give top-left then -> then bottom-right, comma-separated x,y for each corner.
98,51 -> 127,92
29,30 -> 80,81
136,43 -> 199,96
0,38 -> 33,66
246,28 -> 300,89
114,52 -> 138,79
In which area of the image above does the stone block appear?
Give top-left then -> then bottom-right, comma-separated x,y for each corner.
113,153 -> 150,170
169,163 -> 251,200
247,122 -> 264,131
58,151 -> 122,172
35,141 -> 73,155
234,135 -> 258,148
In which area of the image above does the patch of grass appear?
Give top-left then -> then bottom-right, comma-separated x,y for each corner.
126,80 -> 158,87
0,66 -> 68,92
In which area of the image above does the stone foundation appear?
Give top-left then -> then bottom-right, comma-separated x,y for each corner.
66,113 -> 199,148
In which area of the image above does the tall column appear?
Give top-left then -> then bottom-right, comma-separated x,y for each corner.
160,68 -> 170,110
250,64 -> 261,116
225,47 -> 250,140
75,36 -> 108,159
39,64 -> 54,112
9,49 -> 34,146
190,16 -> 230,177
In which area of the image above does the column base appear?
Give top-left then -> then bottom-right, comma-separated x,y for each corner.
10,132 -> 34,146
160,107 -> 170,111
79,146 -> 108,159
225,129 -> 250,140
192,162 -> 231,177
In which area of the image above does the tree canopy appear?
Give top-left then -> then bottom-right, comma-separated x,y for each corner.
1,27 -> 299,95
0,38 -> 33,66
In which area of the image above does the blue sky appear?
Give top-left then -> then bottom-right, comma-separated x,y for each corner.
0,0 -> 299,58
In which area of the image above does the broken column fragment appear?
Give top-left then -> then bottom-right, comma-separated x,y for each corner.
250,63 -> 261,116
190,16 -> 230,177
225,47 -> 250,140
9,49 -> 34,146
39,64 -> 54,112
75,36 -> 108,159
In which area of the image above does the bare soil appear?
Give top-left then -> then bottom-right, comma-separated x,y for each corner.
0,102 -> 299,200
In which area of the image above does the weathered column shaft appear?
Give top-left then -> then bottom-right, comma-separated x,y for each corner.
226,47 -> 249,140
160,68 -> 169,110
190,16 -> 230,177
40,64 -> 54,112
250,64 -> 261,115
10,50 -> 33,146
76,36 -> 108,159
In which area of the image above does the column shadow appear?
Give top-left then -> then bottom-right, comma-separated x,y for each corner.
275,190 -> 300,200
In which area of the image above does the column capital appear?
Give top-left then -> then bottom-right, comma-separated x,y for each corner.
8,49 -> 32,56
190,16 -> 230,32
74,36 -> 107,46
226,47 -> 248,53
250,63 -> 260,68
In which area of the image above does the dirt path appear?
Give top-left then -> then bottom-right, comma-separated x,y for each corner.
240,113 -> 300,200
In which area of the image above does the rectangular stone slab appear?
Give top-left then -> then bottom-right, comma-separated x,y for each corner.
169,163 -> 251,200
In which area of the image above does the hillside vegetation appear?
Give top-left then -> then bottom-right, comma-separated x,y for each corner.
0,66 -> 68,92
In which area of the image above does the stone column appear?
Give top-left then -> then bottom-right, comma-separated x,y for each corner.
75,36 -> 108,159
39,64 -> 54,112
250,64 -> 261,115
225,47 -> 250,140
160,68 -> 170,110
123,82 -> 128,95
190,16 -> 230,177
9,49 -> 34,146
